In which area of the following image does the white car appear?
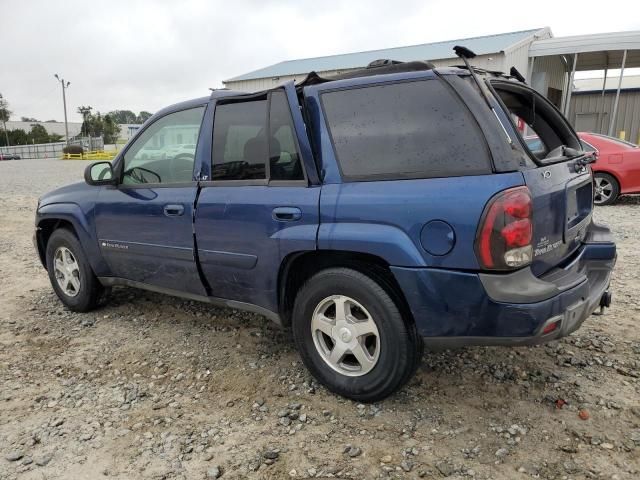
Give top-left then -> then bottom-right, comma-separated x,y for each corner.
162,144 -> 196,158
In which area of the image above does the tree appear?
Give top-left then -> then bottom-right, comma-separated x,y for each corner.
28,124 -> 50,144
79,110 -> 121,144
102,114 -> 120,144
21,116 -> 39,122
5,129 -> 28,145
108,110 -> 137,124
0,93 -> 11,147
137,111 -> 153,123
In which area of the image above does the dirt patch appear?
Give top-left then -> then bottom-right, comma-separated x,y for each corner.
1,160 -> 639,479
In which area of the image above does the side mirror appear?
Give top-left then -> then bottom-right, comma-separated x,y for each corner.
84,161 -> 116,186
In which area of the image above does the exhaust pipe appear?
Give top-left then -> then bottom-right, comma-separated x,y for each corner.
600,291 -> 612,309
594,291 -> 612,315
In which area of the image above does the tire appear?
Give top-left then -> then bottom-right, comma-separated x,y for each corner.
45,228 -> 107,312
593,172 -> 620,206
292,267 -> 422,402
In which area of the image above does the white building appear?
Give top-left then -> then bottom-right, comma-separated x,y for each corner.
223,28 -> 640,141
4,120 -> 83,139
223,28 -> 552,93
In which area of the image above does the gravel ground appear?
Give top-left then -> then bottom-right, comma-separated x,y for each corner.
0,159 -> 639,480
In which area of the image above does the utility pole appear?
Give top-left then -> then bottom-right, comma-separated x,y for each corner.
54,74 -> 71,146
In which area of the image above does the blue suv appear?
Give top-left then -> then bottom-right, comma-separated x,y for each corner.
35,54 -> 616,401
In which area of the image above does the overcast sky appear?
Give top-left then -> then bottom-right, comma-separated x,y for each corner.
1,0 -> 638,122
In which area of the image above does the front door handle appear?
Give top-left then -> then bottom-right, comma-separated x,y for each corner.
163,204 -> 185,217
272,206 -> 302,222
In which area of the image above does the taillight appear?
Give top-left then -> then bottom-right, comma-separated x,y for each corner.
475,186 -> 533,270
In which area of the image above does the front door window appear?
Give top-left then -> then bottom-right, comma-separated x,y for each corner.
122,107 -> 205,185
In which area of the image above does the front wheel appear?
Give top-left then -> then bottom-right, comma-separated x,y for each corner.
45,228 -> 108,312
593,172 -> 620,206
292,268 -> 422,402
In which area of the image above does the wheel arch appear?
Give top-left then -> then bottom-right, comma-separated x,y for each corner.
36,218 -> 77,267
277,250 -> 415,328
36,203 -> 108,275
592,168 -> 622,189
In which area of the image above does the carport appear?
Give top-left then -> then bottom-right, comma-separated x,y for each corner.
528,31 -> 640,137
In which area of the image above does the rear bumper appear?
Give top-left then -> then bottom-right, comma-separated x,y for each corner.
391,224 -> 616,346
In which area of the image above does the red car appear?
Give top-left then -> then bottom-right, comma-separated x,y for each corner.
579,133 -> 640,205
526,133 -> 640,205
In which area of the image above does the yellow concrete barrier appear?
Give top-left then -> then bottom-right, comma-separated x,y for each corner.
61,150 -> 117,160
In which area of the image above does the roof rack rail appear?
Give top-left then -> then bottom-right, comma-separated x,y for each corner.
297,59 -> 436,89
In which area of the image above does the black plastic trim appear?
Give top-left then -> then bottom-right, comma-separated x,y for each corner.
97,276 -> 282,325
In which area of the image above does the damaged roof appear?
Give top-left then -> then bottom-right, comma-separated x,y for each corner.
225,28 -> 548,83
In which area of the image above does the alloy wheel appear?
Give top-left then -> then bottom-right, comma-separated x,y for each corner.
53,246 -> 81,297
594,176 -> 613,205
310,295 -> 380,377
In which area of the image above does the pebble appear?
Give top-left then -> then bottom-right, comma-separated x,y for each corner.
206,466 -> 222,478
400,459 -> 413,472
495,448 -> 509,458
435,460 -> 455,477
5,451 -> 24,462
34,453 -> 53,466
345,446 -> 362,458
263,449 -> 279,460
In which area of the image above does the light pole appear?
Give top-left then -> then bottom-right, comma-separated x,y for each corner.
54,74 -> 71,146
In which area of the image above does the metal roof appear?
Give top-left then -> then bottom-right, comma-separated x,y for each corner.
530,30 -> 640,70
225,28 -> 547,82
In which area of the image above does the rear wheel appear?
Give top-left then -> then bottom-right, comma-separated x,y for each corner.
593,173 -> 619,206
45,228 -> 107,312
292,267 -> 422,402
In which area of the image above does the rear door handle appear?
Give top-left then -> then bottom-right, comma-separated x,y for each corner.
163,204 -> 185,217
272,207 -> 302,222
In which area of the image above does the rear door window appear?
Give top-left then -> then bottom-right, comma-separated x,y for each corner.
211,91 -> 305,182
320,78 -> 491,180
212,100 -> 267,180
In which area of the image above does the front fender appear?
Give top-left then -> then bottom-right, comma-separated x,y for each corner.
36,202 -> 109,275
317,222 -> 426,266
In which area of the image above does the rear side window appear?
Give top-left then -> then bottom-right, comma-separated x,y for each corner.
321,79 -> 491,180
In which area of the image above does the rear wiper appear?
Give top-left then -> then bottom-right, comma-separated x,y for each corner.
541,145 -> 597,167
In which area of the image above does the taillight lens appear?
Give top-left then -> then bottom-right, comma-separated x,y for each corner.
475,186 -> 533,270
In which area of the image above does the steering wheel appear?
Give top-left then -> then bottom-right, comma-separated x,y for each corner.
124,166 -> 162,184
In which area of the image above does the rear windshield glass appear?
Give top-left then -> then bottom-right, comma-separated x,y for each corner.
321,79 -> 491,180
491,80 -> 582,164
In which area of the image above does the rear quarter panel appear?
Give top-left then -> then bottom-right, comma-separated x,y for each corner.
319,174 -> 524,269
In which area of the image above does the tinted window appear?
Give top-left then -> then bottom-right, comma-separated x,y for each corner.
321,79 -> 491,180
212,100 -> 267,180
122,107 -> 204,185
269,91 -> 304,181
